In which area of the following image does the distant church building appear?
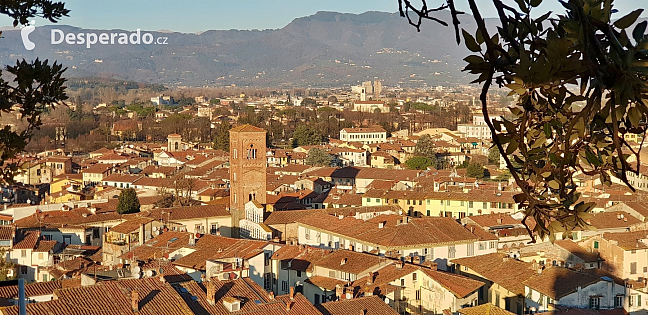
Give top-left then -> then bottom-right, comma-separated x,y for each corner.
167,133 -> 183,152
229,124 -> 267,237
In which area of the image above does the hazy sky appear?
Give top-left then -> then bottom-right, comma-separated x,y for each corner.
0,0 -> 644,33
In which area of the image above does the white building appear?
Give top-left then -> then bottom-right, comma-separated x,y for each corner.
240,200 -> 272,241
457,115 -> 492,140
353,101 -> 390,113
339,127 -> 387,145
295,213 -> 496,270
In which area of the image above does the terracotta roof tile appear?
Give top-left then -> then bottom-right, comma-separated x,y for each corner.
317,295 -> 397,315
522,267 -> 601,299
459,303 -> 515,315
296,214 -> 479,249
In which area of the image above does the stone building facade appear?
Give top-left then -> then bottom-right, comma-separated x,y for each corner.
229,124 -> 267,237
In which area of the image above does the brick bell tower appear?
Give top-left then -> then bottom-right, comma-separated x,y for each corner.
229,124 -> 267,237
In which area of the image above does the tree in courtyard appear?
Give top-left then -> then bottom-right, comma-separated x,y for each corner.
488,146 -> 501,165
398,0 -> 648,241
293,125 -> 321,147
414,134 -> 436,158
117,188 -> 140,214
466,161 -> 485,179
306,147 -> 332,166
0,1 -> 70,184
301,97 -> 317,107
0,248 -> 15,281
213,122 -> 231,151
405,156 -> 434,170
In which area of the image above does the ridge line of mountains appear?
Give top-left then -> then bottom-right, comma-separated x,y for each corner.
0,11 -> 510,87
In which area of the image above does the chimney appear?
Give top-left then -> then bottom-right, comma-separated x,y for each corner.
290,287 -> 294,301
336,284 -> 344,300
160,274 -> 166,283
378,221 -> 385,229
268,291 -> 275,300
286,301 -> 292,311
131,290 -> 139,313
497,218 -> 503,224
207,282 -> 215,305
367,272 -> 374,285
341,258 -> 347,265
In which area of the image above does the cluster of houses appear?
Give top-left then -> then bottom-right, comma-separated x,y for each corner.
0,123 -> 646,315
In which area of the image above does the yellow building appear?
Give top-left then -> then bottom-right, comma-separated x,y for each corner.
362,189 -> 519,219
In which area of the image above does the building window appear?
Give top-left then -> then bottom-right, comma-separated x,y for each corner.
467,243 -> 474,256
448,245 -> 456,258
297,270 -> 302,277
468,201 -> 473,208
233,149 -> 237,159
489,241 -> 497,249
282,281 -> 288,292
210,224 -> 219,235
264,274 -> 271,290
615,295 -> 624,308
412,273 -> 417,282
446,200 -> 450,205
305,229 -> 311,240
590,297 -> 600,310
631,262 -> 637,274
20,266 -> 27,274
479,242 -> 486,250
21,250 -> 26,258
594,241 -> 599,249
38,253 -> 43,260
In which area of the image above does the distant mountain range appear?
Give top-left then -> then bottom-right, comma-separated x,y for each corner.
0,11 -> 509,87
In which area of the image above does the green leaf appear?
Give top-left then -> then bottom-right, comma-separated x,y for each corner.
633,21 -> 647,43
462,29 -> 481,52
506,140 -> 519,155
464,55 -> 483,64
548,180 -> 560,189
614,9 -> 644,29
585,149 -> 601,167
629,107 -> 641,127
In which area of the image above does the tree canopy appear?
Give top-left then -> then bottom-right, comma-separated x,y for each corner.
397,0 -> 648,241
0,1 -> 69,184
414,134 -> 436,158
306,147 -> 332,166
117,188 -> 140,214
213,122 -> 231,151
466,161 -> 485,179
293,125 -> 322,147
405,156 -> 434,170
